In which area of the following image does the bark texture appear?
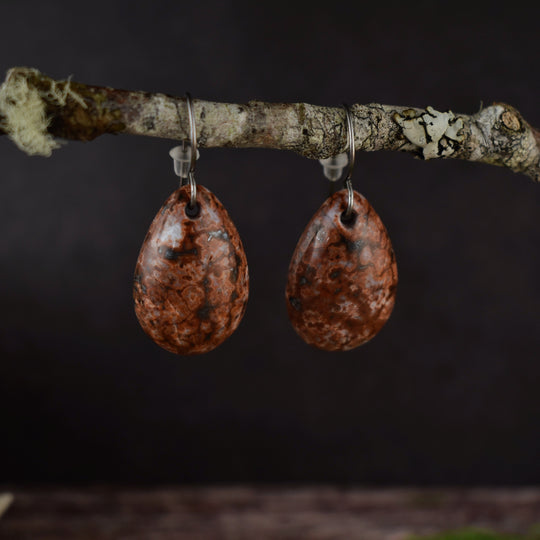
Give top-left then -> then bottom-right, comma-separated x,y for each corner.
0,67 -> 539,181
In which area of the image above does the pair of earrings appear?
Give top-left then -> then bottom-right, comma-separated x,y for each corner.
133,95 -> 398,354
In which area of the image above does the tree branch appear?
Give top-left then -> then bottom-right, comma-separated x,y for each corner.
1,67 -> 538,181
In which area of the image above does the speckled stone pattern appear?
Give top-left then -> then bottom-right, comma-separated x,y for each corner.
286,189 -> 397,351
133,185 -> 249,355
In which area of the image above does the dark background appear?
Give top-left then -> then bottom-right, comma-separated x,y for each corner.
0,1 -> 538,485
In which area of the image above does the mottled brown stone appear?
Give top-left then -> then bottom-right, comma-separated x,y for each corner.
133,185 -> 249,355
286,189 -> 397,351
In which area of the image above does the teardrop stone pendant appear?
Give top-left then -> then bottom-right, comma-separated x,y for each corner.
286,189 -> 397,351
133,185 -> 249,355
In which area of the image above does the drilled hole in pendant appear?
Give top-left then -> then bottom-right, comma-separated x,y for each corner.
185,202 -> 200,218
340,210 -> 357,227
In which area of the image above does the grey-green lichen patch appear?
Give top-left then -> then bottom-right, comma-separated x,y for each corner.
0,68 -> 60,156
393,105 -> 465,159
0,67 -> 86,156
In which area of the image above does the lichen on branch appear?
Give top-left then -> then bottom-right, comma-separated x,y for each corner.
0,67 -> 538,181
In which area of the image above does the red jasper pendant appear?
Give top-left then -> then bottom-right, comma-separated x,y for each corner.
133,185 -> 249,355
286,188 -> 397,351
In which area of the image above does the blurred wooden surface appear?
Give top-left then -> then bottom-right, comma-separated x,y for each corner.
1,488 -> 540,539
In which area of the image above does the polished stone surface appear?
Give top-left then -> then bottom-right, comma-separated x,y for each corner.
134,185 -> 249,355
286,189 -> 398,351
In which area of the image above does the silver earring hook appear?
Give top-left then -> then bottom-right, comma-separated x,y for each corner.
185,92 -> 197,208
342,103 -> 355,220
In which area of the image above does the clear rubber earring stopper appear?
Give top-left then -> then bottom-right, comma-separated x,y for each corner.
319,153 -> 348,182
169,144 -> 200,179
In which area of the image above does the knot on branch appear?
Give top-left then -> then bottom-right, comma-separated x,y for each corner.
473,104 -> 540,182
